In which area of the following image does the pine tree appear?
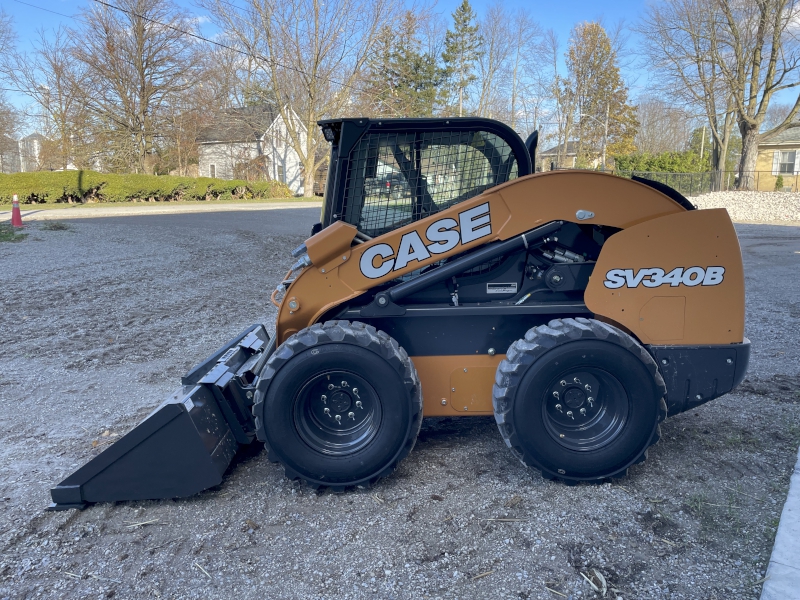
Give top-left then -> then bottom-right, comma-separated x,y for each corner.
362,12 -> 443,117
442,0 -> 482,117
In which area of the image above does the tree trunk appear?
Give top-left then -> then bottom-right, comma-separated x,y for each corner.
303,157 -> 315,197
739,121 -> 759,191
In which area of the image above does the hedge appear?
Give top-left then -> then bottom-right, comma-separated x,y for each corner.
0,170 -> 294,204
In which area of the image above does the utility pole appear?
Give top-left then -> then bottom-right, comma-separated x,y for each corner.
602,103 -> 609,171
700,125 -> 706,159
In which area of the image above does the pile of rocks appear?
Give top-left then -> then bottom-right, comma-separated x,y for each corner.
692,190 -> 800,222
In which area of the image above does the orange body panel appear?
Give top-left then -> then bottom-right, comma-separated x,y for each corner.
584,208 -> 745,345
413,355 -> 504,416
275,171 -> 746,417
276,171 -> 686,343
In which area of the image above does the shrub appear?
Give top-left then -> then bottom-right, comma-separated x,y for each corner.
0,170 -> 293,204
613,150 -> 710,173
775,175 -> 784,191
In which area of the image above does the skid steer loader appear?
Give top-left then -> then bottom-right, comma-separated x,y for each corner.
49,117 -> 750,510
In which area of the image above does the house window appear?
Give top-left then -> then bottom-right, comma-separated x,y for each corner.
210,164 -> 216,178
778,151 -> 796,174
277,165 -> 284,182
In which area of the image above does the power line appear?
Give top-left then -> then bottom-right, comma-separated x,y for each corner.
90,0 -> 368,98
10,0 -> 74,19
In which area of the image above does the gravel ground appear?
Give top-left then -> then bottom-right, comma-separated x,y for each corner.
0,211 -> 798,600
693,191 -> 800,222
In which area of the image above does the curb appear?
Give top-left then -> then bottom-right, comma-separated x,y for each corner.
761,443 -> 800,600
0,201 -> 322,222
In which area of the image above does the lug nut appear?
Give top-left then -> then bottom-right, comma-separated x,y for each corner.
321,394 -> 327,403
584,384 -> 591,392
328,384 -> 335,390
573,377 -> 581,384
335,414 -> 342,423
555,404 -> 562,412
553,391 -> 559,399
355,401 -> 363,409
341,381 -> 348,387
352,388 -> 359,397
560,380 -> 567,387
324,408 -> 331,416
580,408 -> 586,416
567,410 -> 574,419
587,397 -> 594,406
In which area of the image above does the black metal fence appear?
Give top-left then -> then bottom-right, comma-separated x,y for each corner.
612,170 -> 798,197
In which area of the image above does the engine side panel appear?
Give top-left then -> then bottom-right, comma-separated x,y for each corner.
584,208 -> 745,345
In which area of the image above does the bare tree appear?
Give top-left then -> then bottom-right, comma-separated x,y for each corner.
714,0 -> 800,188
507,10 -> 543,133
0,11 -> 22,152
542,30 -> 576,168
475,3 -> 512,118
638,0 -> 739,187
70,0 -> 202,173
640,0 -> 800,189
201,0 -> 397,197
635,95 -> 695,153
0,26 -> 93,170
763,101 -> 793,131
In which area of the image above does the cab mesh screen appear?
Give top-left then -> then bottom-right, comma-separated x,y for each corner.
342,130 -> 519,237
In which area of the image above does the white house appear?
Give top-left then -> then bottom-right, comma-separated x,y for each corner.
0,132 -> 47,173
197,105 -> 306,195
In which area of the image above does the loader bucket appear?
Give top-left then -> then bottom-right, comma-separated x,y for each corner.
48,324 -> 274,510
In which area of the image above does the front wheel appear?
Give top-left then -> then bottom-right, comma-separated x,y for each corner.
493,318 -> 667,483
253,321 -> 422,490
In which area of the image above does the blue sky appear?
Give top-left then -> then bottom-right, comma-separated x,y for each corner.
1,0 -> 650,110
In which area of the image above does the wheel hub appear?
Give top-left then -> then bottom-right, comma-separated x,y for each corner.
547,371 -> 600,427
542,368 -> 628,451
293,370 -> 381,456
330,391 -> 352,413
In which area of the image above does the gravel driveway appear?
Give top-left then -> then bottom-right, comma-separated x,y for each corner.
0,210 -> 798,600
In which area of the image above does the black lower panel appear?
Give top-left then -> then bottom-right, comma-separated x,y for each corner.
647,339 -> 751,415
354,310 -> 587,356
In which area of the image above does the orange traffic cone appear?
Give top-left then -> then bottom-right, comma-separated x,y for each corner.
11,194 -> 23,227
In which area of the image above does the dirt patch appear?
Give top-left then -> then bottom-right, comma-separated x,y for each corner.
0,216 -> 798,599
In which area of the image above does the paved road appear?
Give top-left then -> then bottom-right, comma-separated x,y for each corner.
0,201 -> 322,222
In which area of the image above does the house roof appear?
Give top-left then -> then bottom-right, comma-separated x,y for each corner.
197,105 -> 278,144
21,132 -> 46,142
540,141 -> 578,156
759,126 -> 800,145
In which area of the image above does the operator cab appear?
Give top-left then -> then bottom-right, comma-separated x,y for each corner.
316,118 -> 534,238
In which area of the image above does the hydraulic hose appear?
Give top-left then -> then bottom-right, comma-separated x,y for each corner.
271,269 -> 294,308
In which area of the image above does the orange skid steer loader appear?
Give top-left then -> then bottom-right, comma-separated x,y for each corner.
49,118 -> 749,509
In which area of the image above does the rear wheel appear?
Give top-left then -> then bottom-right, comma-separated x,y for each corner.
253,321 -> 422,490
493,318 -> 667,483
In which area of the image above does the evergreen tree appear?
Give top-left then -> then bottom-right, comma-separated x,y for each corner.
362,12 -> 443,117
442,0 -> 482,117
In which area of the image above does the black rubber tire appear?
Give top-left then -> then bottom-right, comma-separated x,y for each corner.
493,317 -> 667,483
252,320 -> 422,490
